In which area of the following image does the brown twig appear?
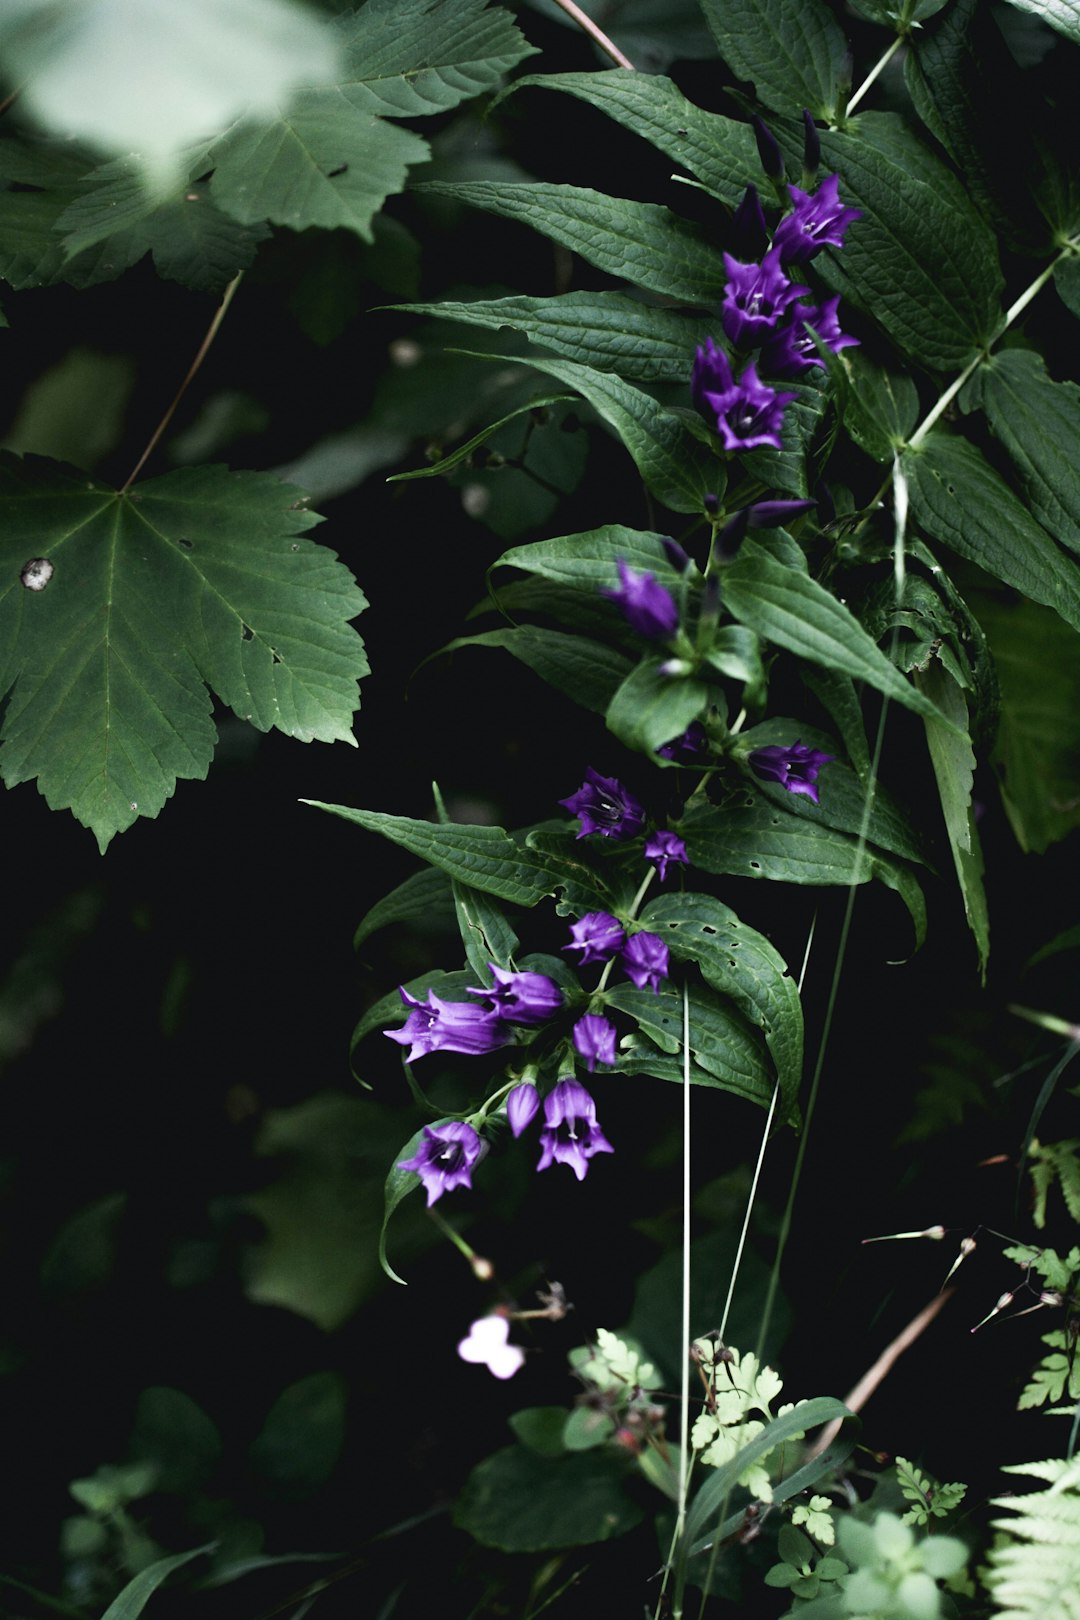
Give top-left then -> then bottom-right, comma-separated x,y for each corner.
0,89 -> 20,118
120,271 -> 243,493
547,0 -> 635,70
804,1288 -> 955,1459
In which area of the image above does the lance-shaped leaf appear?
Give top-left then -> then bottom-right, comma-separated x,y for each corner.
411,182 -> 728,303
605,980 -> 775,1112
698,0 -> 849,120
843,349 -> 919,464
915,662 -> 989,978
493,526 -> 678,595
903,434 -> 1080,634
606,660 -> 711,754
353,867 -> 452,951
818,115 -> 1003,371
388,291 -> 705,382
639,891 -> 803,1114
680,795 -> 926,949
965,349 -> 1080,557
439,627 -> 634,716
0,455 -> 367,850
721,539 -> 960,728
506,71 -> 758,205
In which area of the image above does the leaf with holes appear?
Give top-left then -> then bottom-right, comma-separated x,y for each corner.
0,455 -> 367,850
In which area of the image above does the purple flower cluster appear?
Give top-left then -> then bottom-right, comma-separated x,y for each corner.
386,963 -> 564,1065
692,170 -> 861,453
559,770 -> 689,882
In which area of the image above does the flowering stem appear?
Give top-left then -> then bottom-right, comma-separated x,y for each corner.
425,1204 -> 492,1277
547,0 -> 635,69
846,35 -> 903,116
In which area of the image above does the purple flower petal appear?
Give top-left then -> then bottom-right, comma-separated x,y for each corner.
621,932 -> 669,994
748,740 -> 835,804
385,988 -> 511,1063
772,174 -> 862,264
573,1013 -> 618,1071
760,295 -> 859,377
692,344 -> 796,452
564,912 -> 626,965
720,249 -> 809,349
559,767 -> 645,840
644,830 -> 689,881
537,1079 -> 614,1181
397,1120 -> 485,1206
506,1083 -> 541,1137
467,964 -> 563,1025
601,558 -> 678,638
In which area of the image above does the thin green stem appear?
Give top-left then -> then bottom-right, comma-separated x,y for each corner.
847,35 -> 904,116
595,868 -> 655,993
120,271 -> 243,492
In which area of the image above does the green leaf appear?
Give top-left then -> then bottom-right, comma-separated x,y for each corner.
742,383 -> 829,499
0,456 -> 367,850
606,980 -> 776,1112
333,0 -> 537,117
698,0 -> 849,119
454,1445 -> 643,1551
721,538 -> 960,728
305,803 -> 567,907
210,92 -> 429,242
509,1407 -> 569,1458
388,290 -> 705,382
680,796 -> 926,949
1055,255 -> 1080,321
915,662 -> 989,978
452,886 -> 519,982
843,349 -> 920,464
439,626 -> 634,715
639,891 -> 802,1113
493,525 -> 678,595
353,867 -> 453,951
972,594 -> 1080,852
99,1545 -> 211,1620
249,1372 -> 346,1500
818,115 -> 1004,370
965,349 -> 1080,557
411,182 -> 728,303
997,0 -> 1080,44
506,71 -> 758,204
904,434 -> 1080,634
605,659 -> 711,754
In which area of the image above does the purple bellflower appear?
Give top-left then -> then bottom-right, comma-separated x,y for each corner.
564,912 -> 626,965
692,341 -> 796,453
560,767 -> 645,840
537,1079 -> 614,1181
573,1012 -> 618,1071
601,559 -> 678,639
772,174 -> 862,264
467,964 -> 563,1025
397,1120 -> 486,1206
761,296 -> 859,376
506,1082 -> 541,1137
621,932 -> 669,994
644,830 -> 689,881
386,987 -> 510,1063
720,250 -> 808,349
748,740 -> 835,804
657,721 -> 708,762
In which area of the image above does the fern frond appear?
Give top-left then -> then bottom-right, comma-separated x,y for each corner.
985,1457 -> 1080,1617
1028,1138 -> 1080,1229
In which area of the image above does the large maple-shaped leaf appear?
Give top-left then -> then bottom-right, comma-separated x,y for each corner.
0,455 -> 368,850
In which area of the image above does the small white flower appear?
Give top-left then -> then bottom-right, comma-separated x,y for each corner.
457,1316 -> 525,1380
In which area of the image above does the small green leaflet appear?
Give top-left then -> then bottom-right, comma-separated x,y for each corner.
698,0 -> 849,120
0,456 -> 367,850
843,350 -> 919,463
965,350 -> 1080,557
438,627 -> 634,716
915,663 -> 989,978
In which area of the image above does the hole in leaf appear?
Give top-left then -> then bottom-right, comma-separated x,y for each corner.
177,536 -> 194,550
701,925 -> 717,935
326,162 -> 348,178
241,625 -> 253,641
749,860 -> 762,871
272,651 -> 282,664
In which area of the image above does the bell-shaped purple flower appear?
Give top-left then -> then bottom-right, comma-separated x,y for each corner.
693,342 -> 796,453
621,932 -> 669,994
748,740 -> 835,804
386,988 -> 510,1063
644,830 -> 689,882
573,1012 -> 618,1071
601,559 -> 678,639
656,721 -> 708,762
564,912 -> 626,965
506,1083 -> 541,1137
397,1120 -> 486,1206
467,964 -> 563,1025
720,250 -> 809,349
761,296 -> 859,376
772,174 -> 862,263
560,767 -> 645,840
537,1079 -> 614,1181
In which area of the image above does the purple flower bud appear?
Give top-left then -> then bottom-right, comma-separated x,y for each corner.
506,1083 -> 541,1137
573,1013 -> 618,1071
714,506 -> 750,563
621,932 -> 669,993
467,964 -> 563,1025
601,558 -> 678,639
760,296 -> 859,376
721,250 -> 809,349
386,988 -> 511,1063
537,1078 -> 614,1181
692,341 -> 796,453
748,740 -> 835,804
644,831 -> 689,881
772,174 -> 862,264
731,183 -> 769,260
662,535 -> 693,573
747,497 -> 816,528
559,767 -> 646,840
752,115 -> 785,182
656,721 -> 708,762
801,110 -> 821,181
397,1120 -> 486,1206
564,912 -> 626,964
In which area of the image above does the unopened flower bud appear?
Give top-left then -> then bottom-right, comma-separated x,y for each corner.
801,109 -> 821,183
662,536 -> 692,573
731,183 -> 769,259
752,115 -> 785,182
